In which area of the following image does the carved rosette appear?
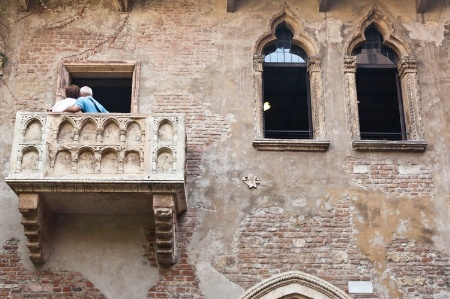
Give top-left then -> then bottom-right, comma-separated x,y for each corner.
343,56 -> 360,139
19,194 -> 53,264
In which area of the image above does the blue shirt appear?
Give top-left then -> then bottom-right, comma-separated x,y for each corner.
75,96 -> 109,113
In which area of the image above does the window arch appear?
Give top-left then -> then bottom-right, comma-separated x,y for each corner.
253,8 -> 329,151
343,6 -> 426,151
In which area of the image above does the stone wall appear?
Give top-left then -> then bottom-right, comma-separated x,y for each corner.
0,0 -> 449,298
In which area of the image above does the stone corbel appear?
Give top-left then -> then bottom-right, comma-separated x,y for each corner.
226,0 -> 235,12
113,0 -> 131,12
18,194 -> 53,264
153,194 -> 177,265
17,0 -> 31,12
416,0 -> 429,13
318,0 -> 328,12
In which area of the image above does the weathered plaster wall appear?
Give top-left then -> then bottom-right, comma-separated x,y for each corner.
0,0 -> 449,298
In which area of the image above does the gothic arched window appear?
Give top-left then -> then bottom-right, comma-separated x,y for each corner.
352,27 -> 406,140
262,26 -> 312,139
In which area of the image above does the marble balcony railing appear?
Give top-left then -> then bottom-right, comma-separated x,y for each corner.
6,111 -> 187,265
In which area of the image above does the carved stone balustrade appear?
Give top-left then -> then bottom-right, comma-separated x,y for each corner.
6,112 -> 187,265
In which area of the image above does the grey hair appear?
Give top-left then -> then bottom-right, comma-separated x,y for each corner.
80,86 -> 93,96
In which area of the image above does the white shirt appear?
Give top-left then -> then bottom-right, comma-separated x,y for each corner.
51,98 -> 77,112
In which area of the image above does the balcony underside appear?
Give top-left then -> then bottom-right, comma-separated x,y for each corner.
6,179 -> 187,214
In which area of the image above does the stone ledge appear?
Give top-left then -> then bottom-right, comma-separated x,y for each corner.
253,139 -> 330,151
352,140 -> 427,152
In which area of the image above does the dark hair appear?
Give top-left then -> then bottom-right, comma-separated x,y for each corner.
65,85 -> 80,99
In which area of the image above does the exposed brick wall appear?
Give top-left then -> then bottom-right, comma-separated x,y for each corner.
152,94 -> 231,177
385,239 -> 450,299
133,0 -> 217,78
346,157 -> 434,196
0,238 -> 106,298
146,209 -> 204,299
12,27 -> 110,114
1,210 -> 204,299
213,198 -> 377,297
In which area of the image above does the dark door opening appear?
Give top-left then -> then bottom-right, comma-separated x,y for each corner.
71,78 -> 132,113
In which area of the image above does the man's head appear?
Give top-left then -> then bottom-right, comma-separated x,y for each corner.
80,86 -> 93,97
65,85 -> 80,99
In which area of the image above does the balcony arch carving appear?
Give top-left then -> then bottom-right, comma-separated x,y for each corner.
239,271 -> 351,299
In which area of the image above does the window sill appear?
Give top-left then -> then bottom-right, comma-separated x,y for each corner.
352,140 -> 427,151
253,139 -> 330,151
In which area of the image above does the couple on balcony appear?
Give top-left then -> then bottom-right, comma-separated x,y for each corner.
50,85 -> 108,113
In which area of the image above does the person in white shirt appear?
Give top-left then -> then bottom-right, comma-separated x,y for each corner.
50,85 -> 80,112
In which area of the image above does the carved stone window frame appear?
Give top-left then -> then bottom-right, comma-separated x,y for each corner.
56,61 -> 141,113
252,7 -> 329,151
343,6 -> 427,152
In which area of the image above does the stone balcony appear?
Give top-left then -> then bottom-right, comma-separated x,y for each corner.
6,111 -> 187,265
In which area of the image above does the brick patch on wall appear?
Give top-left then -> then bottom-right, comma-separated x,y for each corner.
346,157 -> 434,196
0,238 -> 106,298
145,208 -> 204,298
152,94 -> 231,177
385,239 -> 450,299
212,197 -> 377,297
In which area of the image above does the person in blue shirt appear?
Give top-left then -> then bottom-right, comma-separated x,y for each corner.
63,86 -> 109,113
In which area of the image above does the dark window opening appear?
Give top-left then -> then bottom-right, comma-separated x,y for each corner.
262,26 -> 312,139
263,65 -> 311,139
353,27 -> 406,141
356,68 -> 405,140
71,78 -> 132,113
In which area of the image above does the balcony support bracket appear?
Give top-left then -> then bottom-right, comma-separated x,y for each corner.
18,193 -> 53,264
153,194 -> 178,265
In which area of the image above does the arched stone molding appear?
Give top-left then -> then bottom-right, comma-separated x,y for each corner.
343,5 -> 426,151
154,147 -> 175,174
344,5 -> 412,58
18,145 -> 42,173
238,271 -> 352,299
103,119 -> 121,144
254,5 -> 319,57
252,6 -> 329,151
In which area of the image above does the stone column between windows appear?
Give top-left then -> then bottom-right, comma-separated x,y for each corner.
253,55 -> 265,139
397,56 -> 424,141
343,56 -> 360,140
307,57 -> 326,139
